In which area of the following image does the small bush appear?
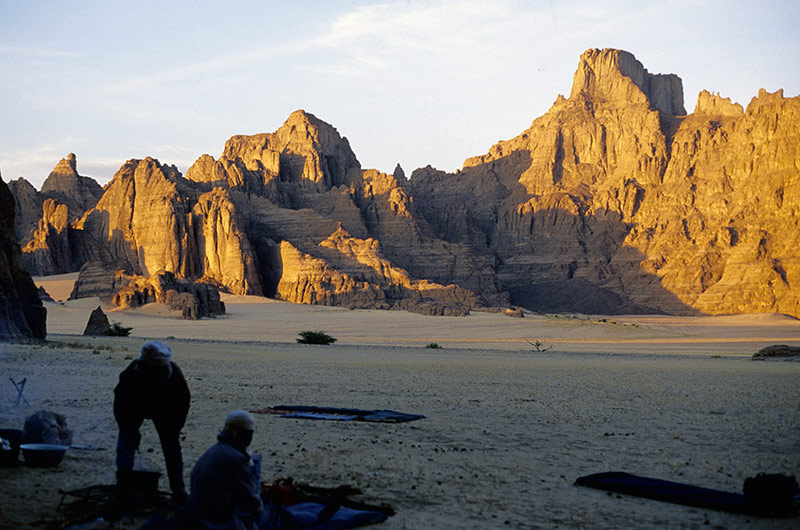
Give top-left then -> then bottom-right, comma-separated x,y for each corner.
526,339 -> 552,352
108,322 -> 133,337
425,342 -> 442,349
297,330 -> 337,345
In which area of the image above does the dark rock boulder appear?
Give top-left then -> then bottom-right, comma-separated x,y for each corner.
753,344 -> 800,359
83,306 -> 111,336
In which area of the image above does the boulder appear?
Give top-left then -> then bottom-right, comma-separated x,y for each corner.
753,344 -> 800,359
83,306 -> 111,336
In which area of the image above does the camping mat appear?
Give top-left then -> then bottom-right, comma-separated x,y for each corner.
575,472 -> 750,514
254,405 -> 425,423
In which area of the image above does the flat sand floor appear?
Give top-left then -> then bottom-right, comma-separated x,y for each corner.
0,276 -> 798,528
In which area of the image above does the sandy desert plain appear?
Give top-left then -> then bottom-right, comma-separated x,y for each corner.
1,272 -> 799,529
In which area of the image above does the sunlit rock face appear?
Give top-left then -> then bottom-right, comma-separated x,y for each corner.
412,48 -> 800,317
0,174 -> 46,339
12,49 -> 800,317
185,110 -> 501,314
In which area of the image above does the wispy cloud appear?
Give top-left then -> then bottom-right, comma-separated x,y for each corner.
97,0 -> 528,93
0,45 -> 79,58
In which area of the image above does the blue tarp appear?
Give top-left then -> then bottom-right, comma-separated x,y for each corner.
266,405 -> 425,423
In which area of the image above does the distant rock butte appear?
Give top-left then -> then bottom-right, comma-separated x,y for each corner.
9,48 -> 800,318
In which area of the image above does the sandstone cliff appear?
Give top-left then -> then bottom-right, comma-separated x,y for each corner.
13,48 -> 799,318
184,110 -> 503,314
413,48 -> 799,317
0,174 -> 46,339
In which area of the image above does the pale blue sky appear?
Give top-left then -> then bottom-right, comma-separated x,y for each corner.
1,0 -> 798,189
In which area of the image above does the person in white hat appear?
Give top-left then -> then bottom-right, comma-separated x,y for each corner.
114,341 -> 190,502
187,410 -> 289,529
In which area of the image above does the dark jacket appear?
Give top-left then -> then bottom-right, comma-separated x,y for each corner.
188,430 -> 264,530
113,359 -> 190,427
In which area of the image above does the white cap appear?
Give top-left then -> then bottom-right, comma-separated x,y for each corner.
139,341 -> 172,366
224,410 -> 255,431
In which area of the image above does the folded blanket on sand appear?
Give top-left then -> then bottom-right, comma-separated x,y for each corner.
254,405 -> 425,423
575,471 -> 799,518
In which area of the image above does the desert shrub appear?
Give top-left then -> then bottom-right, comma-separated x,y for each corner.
297,330 -> 337,345
425,342 -> 442,349
108,322 -> 133,337
526,339 -> 552,352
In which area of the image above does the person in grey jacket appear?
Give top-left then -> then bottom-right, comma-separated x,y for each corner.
188,410 -> 284,530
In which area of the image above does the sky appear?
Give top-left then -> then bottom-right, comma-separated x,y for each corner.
1,0 -> 798,189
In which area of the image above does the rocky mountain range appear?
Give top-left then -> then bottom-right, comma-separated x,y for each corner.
7,48 -> 799,319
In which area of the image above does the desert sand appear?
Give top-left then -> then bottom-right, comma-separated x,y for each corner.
0,274 -> 799,529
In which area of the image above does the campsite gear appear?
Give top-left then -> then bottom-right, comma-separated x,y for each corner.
58,483 -> 174,528
69,443 -> 106,451
743,473 -> 800,517
22,410 -> 73,446
575,471 -> 800,518
117,469 -> 162,496
267,477 -> 298,506
258,405 -> 425,423
0,428 -> 22,467
289,483 -> 395,517
9,377 -> 29,406
20,443 -> 68,466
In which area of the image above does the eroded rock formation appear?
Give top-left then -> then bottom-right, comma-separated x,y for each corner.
412,48 -> 799,317
83,306 -> 111,336
11,48 -> 800,318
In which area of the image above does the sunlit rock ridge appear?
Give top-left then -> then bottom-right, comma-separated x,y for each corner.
8,48 -> 800,318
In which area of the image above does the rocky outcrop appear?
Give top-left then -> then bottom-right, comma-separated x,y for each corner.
753,344 -> 800,359
570,48 -> 685,115
40,154 -> 104,220
112,271 -> 225,319
70,262 -> 133,302
694,90 -> 744,117
21,199 -> 73,276
7,177 -> 43,244
192,188 -> 263,295
69,261 -> 224,320
0,175 -> 46,340
13,49 -> 800,318
413,48 -> 798,317
83,306 -> 111,336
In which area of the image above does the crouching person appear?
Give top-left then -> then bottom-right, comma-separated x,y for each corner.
188,410 -> 290,530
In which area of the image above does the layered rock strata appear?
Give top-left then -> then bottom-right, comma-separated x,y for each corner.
11,48 -> 800,318
412,48 -> 799,316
